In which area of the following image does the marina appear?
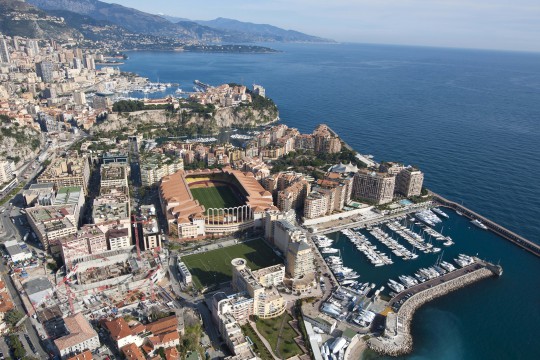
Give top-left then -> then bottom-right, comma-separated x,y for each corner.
310,206 -> 508,353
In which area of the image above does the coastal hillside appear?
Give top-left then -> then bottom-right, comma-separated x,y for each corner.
27,0 -> 333,43
91,105 -> 278,138
0,117 -> 42,166
193,17 -> 334,43
0,0 -> 82,41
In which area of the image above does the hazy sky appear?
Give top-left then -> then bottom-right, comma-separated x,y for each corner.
103,0 -> 540,52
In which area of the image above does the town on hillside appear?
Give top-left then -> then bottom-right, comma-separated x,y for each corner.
0,31 -> 501,360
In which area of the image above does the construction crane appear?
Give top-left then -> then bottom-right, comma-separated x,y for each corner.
16,265 -> 78,327
131,215 -> 154,260
118,266 -> 161,305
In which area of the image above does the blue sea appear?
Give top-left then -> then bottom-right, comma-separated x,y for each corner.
118,43 -> 540,359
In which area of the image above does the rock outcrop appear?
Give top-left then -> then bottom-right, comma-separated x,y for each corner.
0,123 -> 42,166
91,106 -> 278,135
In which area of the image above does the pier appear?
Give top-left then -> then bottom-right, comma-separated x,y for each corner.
431,192 -> 540,257
368,260 -> 501,356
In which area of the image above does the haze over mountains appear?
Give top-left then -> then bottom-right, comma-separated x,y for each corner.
25,0 -> 333,43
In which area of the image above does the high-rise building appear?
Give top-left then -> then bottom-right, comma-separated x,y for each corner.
92,91 -> 114,110
304,191 -> 331,219
84,55 -> 95,70
396,167 -> 424,197
313,124 -> 342,154
0,160 -> 14,183
0,38 -> 10,64
73,58 -> 83,70
286,240 -> 314,279
36,61 -> 54,83
12,36 -> 20,51
353,169 -> 395,205
277,179 -> 310,212
73,91 -> 86,105
26,40 -> 39,57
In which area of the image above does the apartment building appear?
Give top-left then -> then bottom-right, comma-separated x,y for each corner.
140,154 -> 183,187
231,258 -> 285,319
304,191 -> 331,219
0,160 -> 14,183
286,240 -> 314,279
100,163 -> 129,188
313,124 -> 342,154
395,167 -> 424,197
353,169 -> 396,205
26,205 -> 78,252
37,153 -> 90,194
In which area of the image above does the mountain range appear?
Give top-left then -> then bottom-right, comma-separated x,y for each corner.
0,0 -> 82,40
24,0 -> 333,43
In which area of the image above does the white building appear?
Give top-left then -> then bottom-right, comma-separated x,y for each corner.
54,313 -> 100,359
0,160 -> 14,183
4,240 -> 33,263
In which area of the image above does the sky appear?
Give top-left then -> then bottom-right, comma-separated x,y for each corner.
102,0 -> 540,52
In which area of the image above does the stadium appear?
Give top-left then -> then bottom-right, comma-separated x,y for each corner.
159,168 -> 277,240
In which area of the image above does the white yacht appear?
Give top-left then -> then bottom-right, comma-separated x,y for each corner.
471,219 -> 488,230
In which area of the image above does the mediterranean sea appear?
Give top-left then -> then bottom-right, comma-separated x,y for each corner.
118,43 -> 540,359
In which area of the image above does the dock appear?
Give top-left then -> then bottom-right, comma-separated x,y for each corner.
430,192 -> 540,257
368,259 -> 501,356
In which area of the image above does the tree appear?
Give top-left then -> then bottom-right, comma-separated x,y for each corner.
4,309 -> 24,327
8,335 -> 26,359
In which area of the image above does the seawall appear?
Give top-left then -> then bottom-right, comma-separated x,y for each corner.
367,266 -> 496,356
431,192 -> 540,257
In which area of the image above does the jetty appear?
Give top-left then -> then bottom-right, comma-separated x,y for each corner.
431,192 -> 540,257
368,259 -> 501,356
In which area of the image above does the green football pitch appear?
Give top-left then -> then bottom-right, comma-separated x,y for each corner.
190,185 -> 243,212
181,238 -> 282,289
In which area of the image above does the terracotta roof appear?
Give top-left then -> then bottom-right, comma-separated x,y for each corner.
104,317 -> 132,341
165,347 -> 180,360
54,313 -> 98,352
121,343 -> 145,360
147,331 -> 180,347
145,315 -> 177,336
0,292 -> 14,313
160,168 -> 275,223
66,350 -> 93,360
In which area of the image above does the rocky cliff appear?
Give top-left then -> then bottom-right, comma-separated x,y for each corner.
0,122 -> 42,166
91,106 -> 278,136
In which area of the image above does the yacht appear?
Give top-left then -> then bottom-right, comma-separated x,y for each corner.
321,247 -> 339,254
432,208 -> 450,219
387,280 -> 405,292
471,219 -> 488,230
440,261 -> 456,272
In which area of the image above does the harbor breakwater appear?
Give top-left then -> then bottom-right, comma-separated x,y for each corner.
368,267 -> 496,356
431,192 -> 540,257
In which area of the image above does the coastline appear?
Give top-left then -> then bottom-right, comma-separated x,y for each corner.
367,266 -> 496,356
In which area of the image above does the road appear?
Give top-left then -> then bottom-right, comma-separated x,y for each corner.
0,258 -> 50,358
0,133 -> 86,359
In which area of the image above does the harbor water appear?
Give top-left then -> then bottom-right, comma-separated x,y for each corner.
118,43 -> 540,359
